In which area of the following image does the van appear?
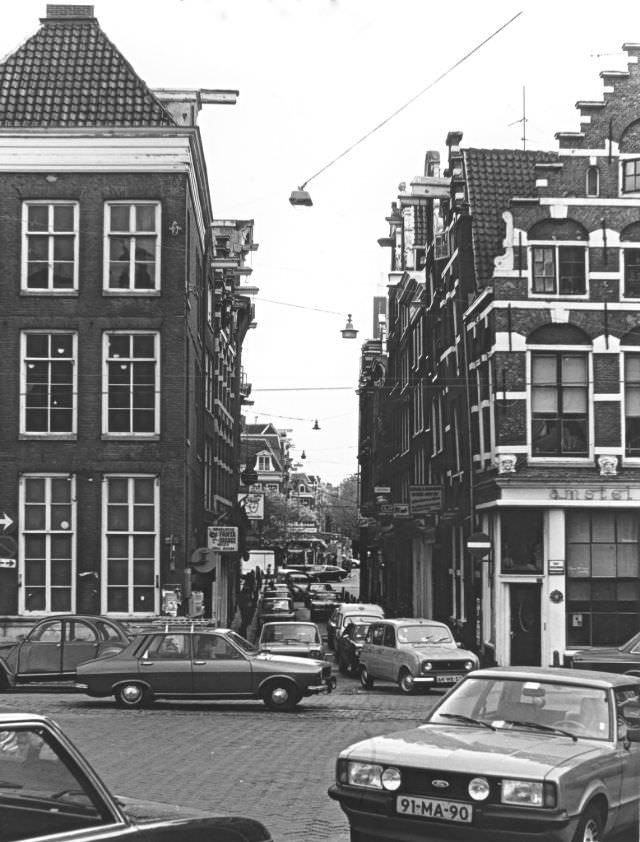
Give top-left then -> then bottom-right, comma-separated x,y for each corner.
327,602 -> 384,650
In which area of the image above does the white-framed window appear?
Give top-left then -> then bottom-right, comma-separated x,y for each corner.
622,159 -> 640,194
531,352 -> 589,456
103,332 -> 159,436
266,483 -> 279,493
625,353 -> 640,457
257,454 -> 272,471
20,332 -> 77,435
586,166 -> 599,197
623,249 -> 640,298
104,202 -> 160,292
103,475 -> 158,614
531,245 -> 587,295
20,474 -> 75,613
22,202 -> 78,292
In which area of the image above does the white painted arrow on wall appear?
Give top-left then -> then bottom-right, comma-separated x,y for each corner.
0,513 -> 14,532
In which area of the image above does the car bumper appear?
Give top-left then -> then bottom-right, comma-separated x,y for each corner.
327,786 -> 577,842
305,676 -> 336,696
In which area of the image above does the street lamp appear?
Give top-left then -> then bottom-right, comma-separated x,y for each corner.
289,186 -> 313,207
341,314 -> 358,339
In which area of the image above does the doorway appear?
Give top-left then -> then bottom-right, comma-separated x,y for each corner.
509,583 -> 541,666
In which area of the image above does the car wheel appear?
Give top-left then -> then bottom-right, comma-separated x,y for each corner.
261,680 -> 300,712
398,668 -> 416,695
115,683 -> 153,709
360,665 -> 374,689
572,804 -> 603,842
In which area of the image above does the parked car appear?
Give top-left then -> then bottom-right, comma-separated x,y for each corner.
307,564 -> 349,583
258,621 -> 324,659
258,596 -> 296,626
76,627 -> 334,711
327,602 -> 384,650
0,614 -> 130,689
309,590 -> 343,622
358,618 -> 478,694
329,666 -> 640,842
0,711 -> 273,842
564,631 -> 640,674
335,621 -> 370,675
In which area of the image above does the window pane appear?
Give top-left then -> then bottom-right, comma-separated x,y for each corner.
592,512 -> 615,542
110,205 -> 130,231
532,387 -> 557,413
53,205 -> 74,231
592,545 -> 616,576
567,544 -> 590,577
135,205 -> 156,231
532,355 -> 556,384
28,205 -> 49,231
567,511 -> 590,543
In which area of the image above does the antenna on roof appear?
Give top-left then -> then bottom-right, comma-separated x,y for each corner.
507,86 -> 527,150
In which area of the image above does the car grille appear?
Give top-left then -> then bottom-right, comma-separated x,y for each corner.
431,660 -> 471,670
402,768 -> 501,803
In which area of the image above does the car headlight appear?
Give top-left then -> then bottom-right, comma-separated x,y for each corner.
464,660 -> 475,671
422,661 -> 433,673
310,648 -> 322,657
501,780 -> 556,808
381,767 -> 402,791
468,777 -> 490,801
347,761 -> 383,789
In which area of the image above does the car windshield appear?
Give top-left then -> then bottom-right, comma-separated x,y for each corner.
263,599 -> 291,610
429,676 -> 612,741
225,631 -> 258,655
345,615 -> 378,628
397,624 -> 454,645
261,624 -> 319,644
347,624 -> 369,640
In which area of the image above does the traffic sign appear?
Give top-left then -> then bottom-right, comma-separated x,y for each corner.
0,558 -> 16,568
0,512 -> 14,532
467,532 -> 492,559
0,535 -> 17,558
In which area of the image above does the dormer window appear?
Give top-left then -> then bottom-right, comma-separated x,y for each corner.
257,455 -> 271,471
586,166 -> 599,197
622,159 -> 640,193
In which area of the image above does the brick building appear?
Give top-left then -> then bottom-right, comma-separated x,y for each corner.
0,5 -> 255,628
363,44 -> 640,665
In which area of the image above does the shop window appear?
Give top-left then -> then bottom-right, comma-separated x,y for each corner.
501,509 -> 543,574
566,510 -> 640,646
531,352 -> 589,456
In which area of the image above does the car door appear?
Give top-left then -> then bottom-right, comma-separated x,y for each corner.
364,623 -> 385,677
379,624 -> 397,680
612,686 -> 640,833
61,619 -> 101,675
16,619 -> 64,677
138,633 -> 192,693
191,634 -> 253,694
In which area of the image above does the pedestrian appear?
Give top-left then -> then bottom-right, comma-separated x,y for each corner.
265,563 -> 274,587
256,566 -> 262,592
238,586 -> 254,638
245,569 -> 256,598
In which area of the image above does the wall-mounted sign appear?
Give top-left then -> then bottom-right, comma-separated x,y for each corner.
374,486 -> 391,495
393,503 -> 410,518
0,558 -> 16,568
378,503 -> 393,516
238,492 -> 264,520
207,526 -> 239,552
548,558 -> 565,575
409,485 -> 443,516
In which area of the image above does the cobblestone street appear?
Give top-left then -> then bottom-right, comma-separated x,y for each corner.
0,673 -> 440,842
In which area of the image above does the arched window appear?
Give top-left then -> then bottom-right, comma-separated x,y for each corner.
586,166 -> 599,197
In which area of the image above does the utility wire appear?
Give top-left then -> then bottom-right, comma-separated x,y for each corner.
297,11 -> 523,191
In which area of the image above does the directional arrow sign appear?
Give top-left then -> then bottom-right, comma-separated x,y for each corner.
0,512 -> 14,532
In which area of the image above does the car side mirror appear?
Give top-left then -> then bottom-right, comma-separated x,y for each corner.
456,642 -> 462,648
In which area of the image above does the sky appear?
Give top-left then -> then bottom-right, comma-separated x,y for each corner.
2,0 -> 638,483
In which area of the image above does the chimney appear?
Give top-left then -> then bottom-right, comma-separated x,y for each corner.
44,5 -> 95,21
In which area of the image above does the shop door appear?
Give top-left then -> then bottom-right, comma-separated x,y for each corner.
509,583 -> 541,666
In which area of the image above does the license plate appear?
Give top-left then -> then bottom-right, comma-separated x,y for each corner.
396,795 -> 472,823
436,674 -> 462,684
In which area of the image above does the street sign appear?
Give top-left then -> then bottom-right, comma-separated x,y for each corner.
409,486 -> 443,515
0,558 -> 16,568
393,503 -> 410,518
374,486 -> 391,494
378,503 -> 393,516
0,512 -> 14,532
467,532 -> 492,558
207,526 -> 239,552
0,535 -> 17,558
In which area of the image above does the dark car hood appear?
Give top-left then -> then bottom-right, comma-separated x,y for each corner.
341,724 -> 609,778
569,646 -> 622,659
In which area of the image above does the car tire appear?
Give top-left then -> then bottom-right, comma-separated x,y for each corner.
360,665 -> 374,689
572,804 -> 603,842
115,682 -> 153,709
261,680 -> 300,712
398,668 -> 416,695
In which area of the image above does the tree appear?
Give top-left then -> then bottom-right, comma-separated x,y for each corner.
317,474 -> 358,541
258,492 -> 319,544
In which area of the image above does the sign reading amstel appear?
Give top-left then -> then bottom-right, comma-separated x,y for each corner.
495,483 -> 640,506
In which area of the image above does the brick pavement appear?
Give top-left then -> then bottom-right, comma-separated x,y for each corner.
0,675 -> 439,842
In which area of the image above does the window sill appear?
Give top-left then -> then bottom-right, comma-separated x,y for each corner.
20,289 -> 79,296
19,433 -> 76,440
528,457 -> 592,466
529,292 -> 589,300
102,289 -> 161,296
101,434 -> 160,441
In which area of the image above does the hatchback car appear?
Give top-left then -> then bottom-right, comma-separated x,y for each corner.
327,602 -> 385,650
335,621 -> 370,675
0,615 -> 130,689
358,618 -> 478,694
309,590 -> 343,622
76,627 -> 333,711
0,712 -> 273,842
329,667 -> 640,842
258,621 -> 324,659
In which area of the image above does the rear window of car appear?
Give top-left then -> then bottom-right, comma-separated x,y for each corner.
264,599 -> 291,609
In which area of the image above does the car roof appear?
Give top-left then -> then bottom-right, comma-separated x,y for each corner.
471,665 -> 640,689
0,712 -> 50,724
261,621 -> 316,627
337,603 -> 383,614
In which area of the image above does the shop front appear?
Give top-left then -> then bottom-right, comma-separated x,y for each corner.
479,482 -> 640,667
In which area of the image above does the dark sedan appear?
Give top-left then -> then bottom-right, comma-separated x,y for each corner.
76,627 -> 333,711
258,596 -> 296,626
0,712 -> 273,842
335,621 -> 370,675
0,615 -> 130,689
565,631 -> 640,674
309,590 -> 343,622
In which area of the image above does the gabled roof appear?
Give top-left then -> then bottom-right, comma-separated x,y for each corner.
463,148 -> 558,285
0,5 -> 175,128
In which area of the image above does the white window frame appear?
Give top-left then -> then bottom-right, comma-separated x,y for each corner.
622,248 -> 640,300
19,473 -> 77,614
621,158 -> 640,195
103,201 -> 161,294
257,454 -> 272,472
20,331 -> 77,437
101,474 -> 159,616
21,201 -> 79,293
586,166 -> 600,197
529,243 -> 588,298
102,331 -> 160,438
